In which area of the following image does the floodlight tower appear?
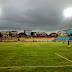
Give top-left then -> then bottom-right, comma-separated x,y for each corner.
63,7 -> 72,40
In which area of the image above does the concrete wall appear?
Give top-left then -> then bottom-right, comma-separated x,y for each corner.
0,38 -> 18,42
19,37 -> 56,41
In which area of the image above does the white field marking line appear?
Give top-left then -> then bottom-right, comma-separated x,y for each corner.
55,53 -> 72,63
0,65 -> 72,68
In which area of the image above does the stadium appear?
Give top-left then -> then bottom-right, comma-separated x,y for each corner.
0,0 -> 72,72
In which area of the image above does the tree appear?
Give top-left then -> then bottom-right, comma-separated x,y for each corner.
0,33 -> 3,37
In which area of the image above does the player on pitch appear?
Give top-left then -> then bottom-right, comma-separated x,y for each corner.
68,40 -> 70,47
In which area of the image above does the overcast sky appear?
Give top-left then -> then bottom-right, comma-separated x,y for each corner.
0,0 -> 72,33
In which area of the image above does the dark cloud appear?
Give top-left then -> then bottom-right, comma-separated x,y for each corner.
0,0 -> 72,32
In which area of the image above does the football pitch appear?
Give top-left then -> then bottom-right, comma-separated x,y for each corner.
0,42 -> 72,72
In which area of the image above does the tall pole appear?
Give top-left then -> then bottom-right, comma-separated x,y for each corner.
69,18 -> 71,42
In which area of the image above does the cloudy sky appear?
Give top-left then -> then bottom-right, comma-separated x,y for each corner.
0,0 -> 72,33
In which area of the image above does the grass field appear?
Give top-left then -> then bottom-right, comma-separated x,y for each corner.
0,42 -> 72,72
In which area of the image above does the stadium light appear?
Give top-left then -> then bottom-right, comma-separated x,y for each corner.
63,7 -> 72,42
63,7 -> 72,18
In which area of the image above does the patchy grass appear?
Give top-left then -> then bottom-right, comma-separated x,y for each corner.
0,42 -> 72,72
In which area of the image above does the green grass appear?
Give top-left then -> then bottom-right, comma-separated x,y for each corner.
0,42 -> 72,72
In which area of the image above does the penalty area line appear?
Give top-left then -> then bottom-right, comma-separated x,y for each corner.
0,65 -> 72,68
55,53 -> 72,63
